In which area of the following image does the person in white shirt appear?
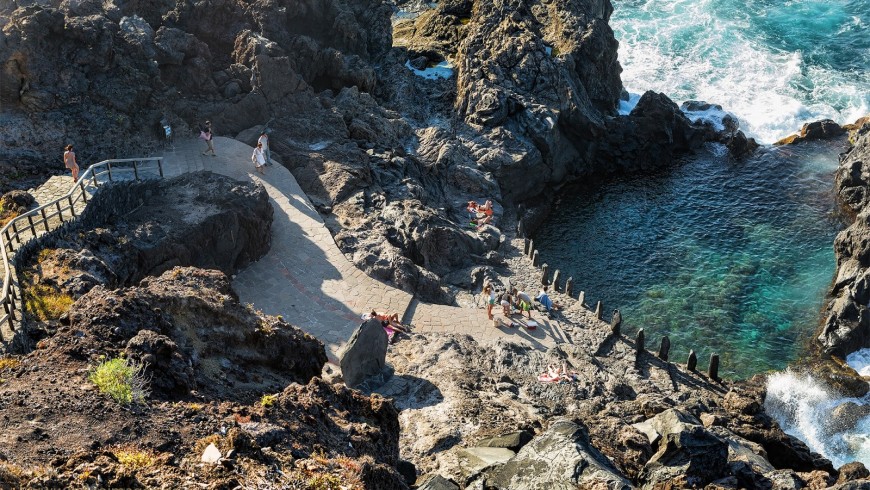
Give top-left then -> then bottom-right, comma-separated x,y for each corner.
257,131 -> 271,166
252,142 -> 266,175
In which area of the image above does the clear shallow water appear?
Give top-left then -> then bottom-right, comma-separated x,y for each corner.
611,0 -> 870,143
535,142 -> 844,379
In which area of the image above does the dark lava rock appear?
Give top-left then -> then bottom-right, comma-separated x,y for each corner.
819,128 -> 870,358
838,462 -> 870,484
485,419 -> 631,489
476,430 -> 533,452
418,474 -> 459,490
339,318 -> 388,388
16,171 -> 272,299
70,267 -> 328,399
0,190 -> 35,214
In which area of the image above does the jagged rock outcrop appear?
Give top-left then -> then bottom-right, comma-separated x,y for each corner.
485,419 -> 632,489
818,125 -> 870,358
369,322 -> 838,488
16,171 -> 272,299
2,0 -> 751,302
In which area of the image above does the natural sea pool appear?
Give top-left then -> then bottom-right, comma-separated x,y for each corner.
534,141 -> 846,379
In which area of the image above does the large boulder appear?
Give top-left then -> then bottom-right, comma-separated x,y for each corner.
339,318 -> 388,388
485,419 -> 631,489
17,172 -> 273,298
636,409 -> 729,488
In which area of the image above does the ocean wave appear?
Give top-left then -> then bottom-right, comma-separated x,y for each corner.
612,0 -> 870,144
766,370 -> 870,468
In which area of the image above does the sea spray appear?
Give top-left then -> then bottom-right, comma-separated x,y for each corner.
611,0 -> 870,143
847,348 -> 870,377
765,370 -> 870,468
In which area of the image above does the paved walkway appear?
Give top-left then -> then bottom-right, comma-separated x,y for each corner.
19,138 -> 572,358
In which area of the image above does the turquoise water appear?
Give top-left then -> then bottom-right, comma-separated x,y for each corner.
612,0 -> 870,143
535,142 -> 844,379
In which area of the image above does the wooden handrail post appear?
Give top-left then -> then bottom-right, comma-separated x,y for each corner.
107,162 -> 113,182
133,160 -> 140,180
40,208 -> 49,232
80,181 -> 88,203
10,221 -> 20,245
158,158 -> 164,178
68,195 -> 76,217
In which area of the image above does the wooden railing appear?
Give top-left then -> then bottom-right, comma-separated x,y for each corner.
0,158 -> 164,333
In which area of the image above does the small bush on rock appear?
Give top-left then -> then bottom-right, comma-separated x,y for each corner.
112,447 -> 158,469
260,394 -> 278,408
24,283 -> 74,321
0,357 -> 21,371
89,357 -> 149,405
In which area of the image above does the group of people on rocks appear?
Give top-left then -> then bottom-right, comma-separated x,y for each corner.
482,283 -> 561,321
466,199 -> 494,230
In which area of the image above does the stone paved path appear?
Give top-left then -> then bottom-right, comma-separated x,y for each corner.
15,138 -> 572,358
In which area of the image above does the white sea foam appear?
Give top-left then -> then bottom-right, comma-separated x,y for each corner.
765,370 -> 870,468
404,60 -> 454,80
618,92 -> 640,115
847,348 -> 870,376
611,0 -> 870,144
681,105 -> 732,132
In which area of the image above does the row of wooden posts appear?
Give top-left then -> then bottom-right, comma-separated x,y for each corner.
519,227 -> 721,382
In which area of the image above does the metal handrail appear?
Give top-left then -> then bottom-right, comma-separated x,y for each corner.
0,157 -> 164,332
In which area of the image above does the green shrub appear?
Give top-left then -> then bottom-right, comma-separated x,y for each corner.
260,393 -> 278,408
24,283 -> 74,321
89,357 -> 149,405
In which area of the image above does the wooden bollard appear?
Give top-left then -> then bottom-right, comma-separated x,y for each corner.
552,270 -> 561,291
517,203 -> 525,217
658,336 -> 670,361
610,309 -> 621,334
594,300 -> 602,319
528,240 -> 534,258
635,328 -> 645,355
687,350 -> 697,372
540,263 -> 549,284
708,353 -> 720,381
578,291 -> 585,307
565,277 -> 574,297
517,218 -> 525,238
532,250 -> 540,267
524,238 -> 531,255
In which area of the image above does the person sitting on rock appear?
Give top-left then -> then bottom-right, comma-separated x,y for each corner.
474,200 -> 494,229
536,285 -> 561,312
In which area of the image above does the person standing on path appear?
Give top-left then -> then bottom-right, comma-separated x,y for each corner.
201,121 -> 216,156
257,130 -> 271,166
63,144 -> 79,181
483,283 -> 495,320
252,142 -> 267,175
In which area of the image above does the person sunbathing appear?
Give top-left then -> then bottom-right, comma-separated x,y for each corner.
370,310 -> 408,332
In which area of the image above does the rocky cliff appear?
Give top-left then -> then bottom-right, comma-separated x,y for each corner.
1,174 -> 408,488
1,0 -> 751,303
817,126 -> 870,359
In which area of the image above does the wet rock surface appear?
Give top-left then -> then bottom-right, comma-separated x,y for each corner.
819,126 -> 870,358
